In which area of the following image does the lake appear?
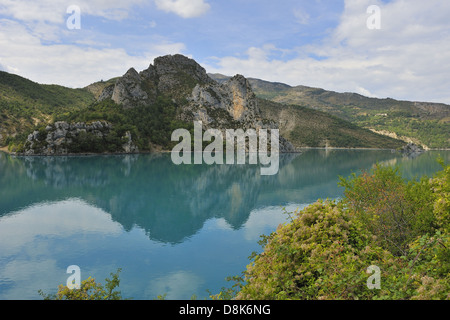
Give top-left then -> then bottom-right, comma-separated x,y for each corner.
0,149 -> 448,300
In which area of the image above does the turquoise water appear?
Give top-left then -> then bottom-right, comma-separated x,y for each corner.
0,149 -> 448,300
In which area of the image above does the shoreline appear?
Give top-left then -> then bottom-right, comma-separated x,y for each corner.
1,147 -> 448,158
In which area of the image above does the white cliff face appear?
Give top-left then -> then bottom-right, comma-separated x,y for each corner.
190,75 -> 259,122
122,131 -> 139,153
187,75 -> 294,152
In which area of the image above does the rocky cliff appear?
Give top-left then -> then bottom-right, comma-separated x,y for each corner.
95,54 -> 294,152
98,54 -> 215,108
24,121 -> 138,155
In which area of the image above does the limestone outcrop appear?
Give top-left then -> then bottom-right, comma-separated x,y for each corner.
23,121 -> 138,155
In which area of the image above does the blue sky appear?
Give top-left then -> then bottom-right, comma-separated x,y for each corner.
1,0 -> 450,104
58,0 -> 345,63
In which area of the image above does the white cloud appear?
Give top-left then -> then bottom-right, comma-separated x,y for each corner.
0,199 -> 122,256
1,0 -> 449,104
0,19 -> 186,87
154,0 -> 210,18
0,0 -> 145,23
146,270 -> 204,300
0,0 -> 191,87
205,0 -> 450,104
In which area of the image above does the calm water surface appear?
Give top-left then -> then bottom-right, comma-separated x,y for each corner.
0,149 -> 448,300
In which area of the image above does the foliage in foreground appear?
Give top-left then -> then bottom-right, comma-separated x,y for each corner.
214,160 -> 450,300
39,269 -> 126,300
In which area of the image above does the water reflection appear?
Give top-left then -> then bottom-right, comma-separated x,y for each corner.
0,199 -> 124,299
1,150 -> 448,244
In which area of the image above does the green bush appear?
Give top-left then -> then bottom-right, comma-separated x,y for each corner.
39,269 -> 126,300
219,161 -> 450,300
234,201 -> 395,300
338,164 -> 437,256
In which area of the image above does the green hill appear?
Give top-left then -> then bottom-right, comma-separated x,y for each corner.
0,71 -> 95,145
258,98 -> 404,149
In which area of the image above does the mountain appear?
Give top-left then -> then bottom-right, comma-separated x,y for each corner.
209,74 -> 450,149
1,54 -> 406,155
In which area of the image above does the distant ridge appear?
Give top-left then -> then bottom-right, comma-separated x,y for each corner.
209,73 -> 450,149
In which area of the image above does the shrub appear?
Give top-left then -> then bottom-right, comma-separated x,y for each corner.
407,232 -> 450,300
227,162 -> 449,300
431,159 -> 450,232
338,164 -> 436,255
234,201 -> 401,300
38,269 -> 125,300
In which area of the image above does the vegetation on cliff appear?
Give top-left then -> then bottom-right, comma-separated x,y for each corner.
258,99 -> 404,150
0,70 -> 95,146
52,97 -> 193,152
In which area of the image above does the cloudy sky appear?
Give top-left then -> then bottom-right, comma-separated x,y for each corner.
1,0 -> 449,103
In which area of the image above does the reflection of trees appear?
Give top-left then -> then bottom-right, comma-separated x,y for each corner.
2,150 -> 442,244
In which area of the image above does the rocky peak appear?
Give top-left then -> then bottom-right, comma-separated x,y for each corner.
99,54 -> 215,107
124,67 -> 140,80
110,67 -> 149,108
151,54 -> 213,84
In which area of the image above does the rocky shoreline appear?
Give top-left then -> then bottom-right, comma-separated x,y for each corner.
2,144 -> 435,157
20,120 -> 139,156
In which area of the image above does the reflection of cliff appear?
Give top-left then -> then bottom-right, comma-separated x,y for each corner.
1,150 -> 443,244
1,153 -> 298,243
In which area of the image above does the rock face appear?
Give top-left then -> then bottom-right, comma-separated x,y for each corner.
188,74 -> 259,125
401,142 -> 425,158
185,74 -> 295,152
23,121 -> 138,155
98,54 -> 294,152
110,68 -> 149,108
100,54 -> 215,108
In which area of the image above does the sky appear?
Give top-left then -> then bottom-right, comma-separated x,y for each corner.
1,0 -> 450,104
